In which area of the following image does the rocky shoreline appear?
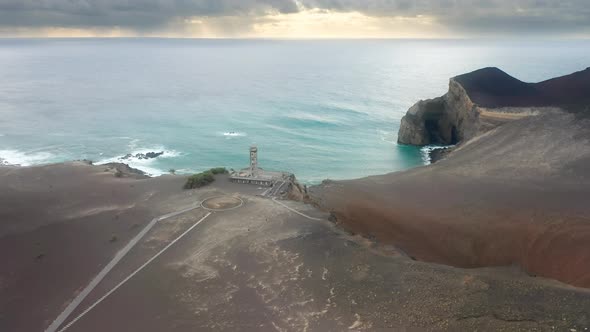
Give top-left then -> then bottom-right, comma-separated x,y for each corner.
0,150 -> 170,178
427,146 -> 454,164
120,151 -> 165,160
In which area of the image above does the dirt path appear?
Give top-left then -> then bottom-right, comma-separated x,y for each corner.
46,202 -> 204,332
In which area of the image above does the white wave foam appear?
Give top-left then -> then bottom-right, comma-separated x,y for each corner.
0,149 -> 55,166
174,168 -> 196,174
222,131 -> 246,137
285,112 -> 342,125
127,138 -> 141,150
97,147 -> 182,177
420,146 -> 434,165
130,165 -> 170,177
420,145 -> 454,165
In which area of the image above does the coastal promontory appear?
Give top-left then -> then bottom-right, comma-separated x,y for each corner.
398,67 -> 590,146
313,67 -> 590,289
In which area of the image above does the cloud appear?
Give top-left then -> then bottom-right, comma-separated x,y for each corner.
0,0 -> 588,37
0,0 -> 299,29
299,0 -> 590,36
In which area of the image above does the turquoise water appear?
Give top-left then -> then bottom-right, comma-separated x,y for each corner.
1,39 -> 589,183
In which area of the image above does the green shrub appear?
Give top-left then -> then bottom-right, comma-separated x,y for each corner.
183,167 -> 228,189
209,167 -> 229,175
184,171 -> 215,189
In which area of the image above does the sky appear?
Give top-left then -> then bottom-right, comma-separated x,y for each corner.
0,0 -> 589,38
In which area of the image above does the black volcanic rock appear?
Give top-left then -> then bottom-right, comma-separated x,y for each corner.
121,151 -> 164,160
102,163 -> 147,177
537,67 -> 590,111
454,67 -> 590,108
453,67 -> 541,107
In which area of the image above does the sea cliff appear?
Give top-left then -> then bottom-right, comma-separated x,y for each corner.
398,67 -> 590,146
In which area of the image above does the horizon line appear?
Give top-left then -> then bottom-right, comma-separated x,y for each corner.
1,36 -> 589,41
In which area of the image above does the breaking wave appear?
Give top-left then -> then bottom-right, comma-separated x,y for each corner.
420,145 -> 453,165
0,149 -> 56,166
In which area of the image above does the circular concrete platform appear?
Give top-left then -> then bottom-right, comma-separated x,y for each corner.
201,196 -> 243,211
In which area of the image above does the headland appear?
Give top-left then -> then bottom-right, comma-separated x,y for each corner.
312,67 -> 590,290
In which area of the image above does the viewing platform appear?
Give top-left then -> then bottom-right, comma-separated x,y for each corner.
230,146 -> 293,188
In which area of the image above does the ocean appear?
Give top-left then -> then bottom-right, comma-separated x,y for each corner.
1,38 -> 589,183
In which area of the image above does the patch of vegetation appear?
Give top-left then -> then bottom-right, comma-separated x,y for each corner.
184,171 -> 215,189
183,167 -> 228,189
209,167 -> 229,175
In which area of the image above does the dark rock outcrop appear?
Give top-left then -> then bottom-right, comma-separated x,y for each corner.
0,158 -> 13,166
102,163 -> 147,178
121,151 -> 165,160
398,79 -> 478,145
398,67 -> 590,146
428,146 -> 454,163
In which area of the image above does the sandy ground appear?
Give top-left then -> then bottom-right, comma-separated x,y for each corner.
1,161 -> 590,331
